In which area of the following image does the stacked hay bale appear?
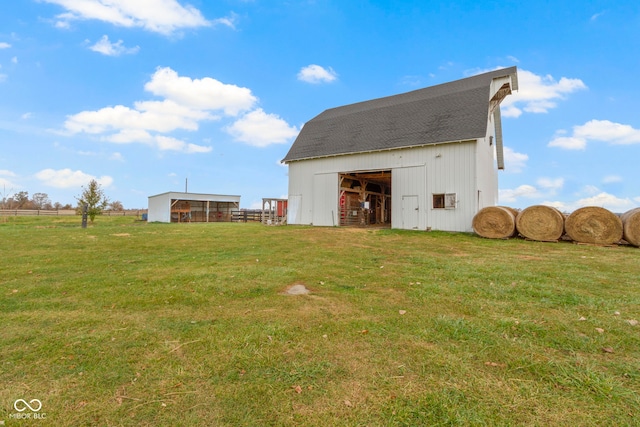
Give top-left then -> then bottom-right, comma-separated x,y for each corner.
621,207 -> 640,247
565,206 -> 623,245
515,205 -> 565,242
472,205 -> 638,247
472,206 -> 518,239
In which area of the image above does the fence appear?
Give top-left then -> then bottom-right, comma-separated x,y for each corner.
0,209 -> 147,217
231,210 -> 264,223
0,208 -> 278,223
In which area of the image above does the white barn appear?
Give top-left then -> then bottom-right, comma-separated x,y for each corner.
282,67 -> 518,232
147,192 -> 240,223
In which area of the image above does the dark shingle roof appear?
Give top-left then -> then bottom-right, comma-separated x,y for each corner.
283,67 -> 518,162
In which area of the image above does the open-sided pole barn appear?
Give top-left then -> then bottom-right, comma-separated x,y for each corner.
147,192 -> 240,223
282,67 -> 518,232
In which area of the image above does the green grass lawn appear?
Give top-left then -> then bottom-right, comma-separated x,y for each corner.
1,216 -> 639,426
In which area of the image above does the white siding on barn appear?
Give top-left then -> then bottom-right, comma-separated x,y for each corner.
312,173 -> 339,226
475,113 -> 499,209
287,140 -> 486,232
392,165 -> 426,230
287,194 -> 303,224
427,142 -> 478,232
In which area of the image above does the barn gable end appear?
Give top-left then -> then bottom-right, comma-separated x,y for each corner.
283,67 -> 518,232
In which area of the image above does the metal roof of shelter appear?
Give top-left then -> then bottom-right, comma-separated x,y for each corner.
282,67 -> 518,163
148,192 -> 241,202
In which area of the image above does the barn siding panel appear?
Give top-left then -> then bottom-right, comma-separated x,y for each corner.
312,173 -> 339,226
287,140 -> 487,232
392,165 -> 427,230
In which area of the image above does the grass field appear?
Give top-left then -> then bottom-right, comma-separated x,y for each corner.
1,216 -> 639,426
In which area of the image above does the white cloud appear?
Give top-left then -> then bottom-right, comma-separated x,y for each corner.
537,177 -> 564,193
155,135 -> 212,153
603,175 -> 622,184
54,19 -> 70,29
110,152 -> 124,161
498,184 -> 540,203
500,69 -> 587,118
226,109 -> 299,147
541,186 -> 635,213
575,120 -> 640,144
576,192 -> 635,210
581,185 -> 601,196
399,75 -> 423,87
11,56 -> 17,64
503,146 -> 528,172
549,119 -> 640,150
21,112 -> 32,120
65,100 -> 215,135
43,0 -> 210,35
547,135 -> 586,150
0,42 -> 11,49
35,168 -> 113,189
145,67 -> 256,115
101,126 -> 212,153
88,35 -> 139,56
103,128 -> 153,143
499,178 -> 564,205
62,67 -> 295,151
212,13 -> 238,29
438,61 -> 454,71
297,64 -> 338,84
0,170 -> 19,193
573,192 -> 635,212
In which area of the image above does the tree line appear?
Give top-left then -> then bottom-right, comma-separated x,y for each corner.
1,180 -> 123,213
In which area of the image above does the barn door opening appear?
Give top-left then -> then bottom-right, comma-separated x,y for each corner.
338,170 -> 391,227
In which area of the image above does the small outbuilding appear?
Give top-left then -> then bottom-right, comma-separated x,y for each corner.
147,192 -> 240,223
282,67 -> 518,232
262,198 -> 288,225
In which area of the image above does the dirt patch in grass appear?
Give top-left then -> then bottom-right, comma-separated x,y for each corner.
283,283 -> 312,295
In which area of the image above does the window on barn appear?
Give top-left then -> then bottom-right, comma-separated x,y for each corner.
433,193 -> 456,209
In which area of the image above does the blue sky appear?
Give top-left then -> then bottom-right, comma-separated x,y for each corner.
1,0 -> 639,212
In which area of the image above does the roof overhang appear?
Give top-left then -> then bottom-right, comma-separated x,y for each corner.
489,75 -> 515,114
282,139 -> 478,164
488,72 -> 518,171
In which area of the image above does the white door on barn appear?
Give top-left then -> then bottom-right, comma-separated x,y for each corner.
288,194 -> 302,225
401,195 -> 419,229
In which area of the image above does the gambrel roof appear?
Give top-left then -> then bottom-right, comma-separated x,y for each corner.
283,67 -> 518,163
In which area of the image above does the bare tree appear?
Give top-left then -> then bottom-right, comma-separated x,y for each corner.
108,200 -> 124,211
1,185 -> 14,210
32,193 -> 51,209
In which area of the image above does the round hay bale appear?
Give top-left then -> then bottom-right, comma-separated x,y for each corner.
500,206 -> 520,218
621,207 -> 640,247
515,205 -> 564,242
472,206 -> 516,239
565,206 -> 623,245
